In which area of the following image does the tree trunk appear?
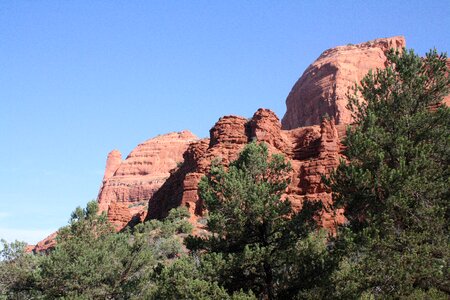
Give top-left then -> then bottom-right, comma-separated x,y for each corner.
263,261 -> 274,300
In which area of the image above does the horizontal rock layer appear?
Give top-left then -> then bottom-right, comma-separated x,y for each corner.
97,130 -> 198,231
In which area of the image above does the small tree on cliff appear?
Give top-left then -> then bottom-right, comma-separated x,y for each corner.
187,142 -> 334,299
328,48 -> 450,298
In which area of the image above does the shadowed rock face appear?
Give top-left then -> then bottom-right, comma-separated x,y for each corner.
281,36 -> 406,129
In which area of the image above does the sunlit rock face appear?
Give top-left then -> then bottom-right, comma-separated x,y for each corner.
28,232 -> 58,253
281,36 -> 406,129
97,130 -> 199,230
444,59 -> 450,107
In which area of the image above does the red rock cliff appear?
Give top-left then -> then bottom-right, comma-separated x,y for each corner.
102,150 -> 122,181
97,130 -> 198,230
146,109 -> 346,230
31,36 -> 448,251
29,131 -> 200,251
281,36 -> 406,129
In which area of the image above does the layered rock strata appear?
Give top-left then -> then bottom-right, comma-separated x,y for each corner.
146,109 -> 346,230
443,59 -> 450,107
97,130 -> 198,230
281,36 -> 406,129
28,109 -> 348,252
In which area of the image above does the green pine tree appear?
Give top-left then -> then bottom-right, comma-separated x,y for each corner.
328,48 -> 450,298
0,201 -> 194,299
0,239 -> 43,299
186,142 -> 333,299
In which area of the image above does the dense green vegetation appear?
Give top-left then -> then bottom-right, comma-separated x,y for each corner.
1,48 -> 449,299
1,203 -> 194,299
327,48 -> 450,299
186,142 -> 331,299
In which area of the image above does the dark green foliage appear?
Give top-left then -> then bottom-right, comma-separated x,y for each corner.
149,255 -> 259,300
329,48 -> 450,298
187,142 -> 332,299
149,257 -> 232,299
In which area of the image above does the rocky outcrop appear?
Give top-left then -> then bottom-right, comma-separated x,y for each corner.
33,36 -> 448,252
29,109 -> 346,252
146,108 -> 345,230
146,116 -> 251,226
29,232 -> 58,253
97,130 -> 198,230
248,108 -> 291,154
444,59 -> 450,106
103,150 -> 122,181
281,36 -> 406,129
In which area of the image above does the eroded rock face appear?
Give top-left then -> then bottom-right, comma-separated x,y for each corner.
146,116 -> 250,225
281,36 -> 406,129
30,109 -> 346,252
146,108 -> 346,231
33,36 -> 447,252
97,130 -> 198,230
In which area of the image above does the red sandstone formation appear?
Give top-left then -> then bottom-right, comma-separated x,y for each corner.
281,36 -> 406,129
30,107 -> 345,252
28,105 -> 349,252
28,131 -> 199,252
146,108 -> 346,230
103,150 -> 122,181
97,130 -> 198,231
29,232 -> 58,253
31,36 -> 448,252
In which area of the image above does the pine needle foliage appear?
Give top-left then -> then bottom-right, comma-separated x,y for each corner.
328,48 -> 450,298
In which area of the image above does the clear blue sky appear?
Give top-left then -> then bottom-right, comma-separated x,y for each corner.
1,1 -> 449,244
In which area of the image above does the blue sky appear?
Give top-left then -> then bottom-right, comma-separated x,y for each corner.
1,1 -> 449,244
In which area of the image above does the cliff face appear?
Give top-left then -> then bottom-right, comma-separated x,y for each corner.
30,109 -> 345,251
97,130 -> 198,230
146,108 -> 346,230
281,36 -> 406,129
94,36 -> 449,234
